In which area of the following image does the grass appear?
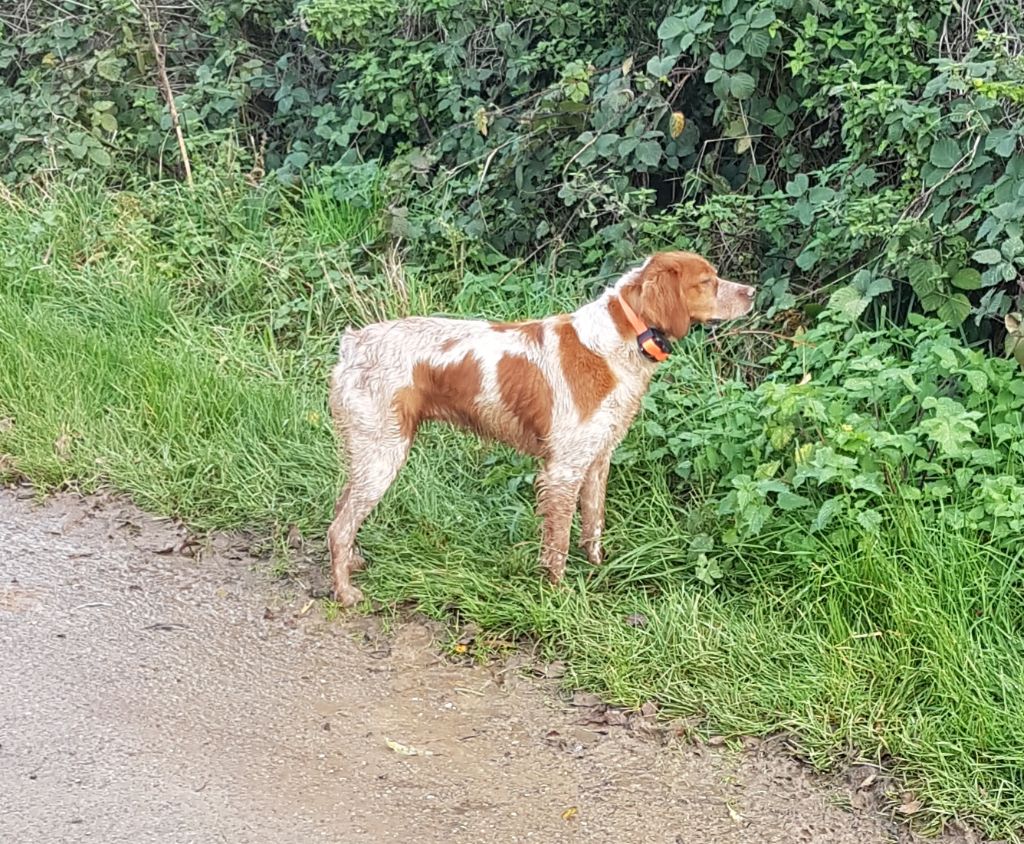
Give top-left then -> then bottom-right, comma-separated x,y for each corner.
3,177 -> 1024,839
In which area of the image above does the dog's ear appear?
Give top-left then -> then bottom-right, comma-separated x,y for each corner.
638,253 -> 691,340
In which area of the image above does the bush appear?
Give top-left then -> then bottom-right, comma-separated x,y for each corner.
2,0 -> 1022,342
635,308 -> 1024,590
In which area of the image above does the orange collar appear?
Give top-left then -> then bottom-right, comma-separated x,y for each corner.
617,295 -> 671,362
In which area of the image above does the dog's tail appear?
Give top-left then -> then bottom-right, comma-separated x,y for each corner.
336,327 -> 359,366
328,328 -> 360,427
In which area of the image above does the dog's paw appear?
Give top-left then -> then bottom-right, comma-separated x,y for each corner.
334,585 -> 364,608
580,540 -> 603,566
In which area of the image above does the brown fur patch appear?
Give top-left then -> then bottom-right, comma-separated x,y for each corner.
493,321 -> 544,345
394,355 -> 484,440
556,321 -> 616,420
496,354 -> 553,455
439,338 -> 459,353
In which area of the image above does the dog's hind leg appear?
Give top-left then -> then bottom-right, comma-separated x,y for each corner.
328,421 -> 411,607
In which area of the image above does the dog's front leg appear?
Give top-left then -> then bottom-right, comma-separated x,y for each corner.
579,449 -> 612,566
536,460 -> 587,583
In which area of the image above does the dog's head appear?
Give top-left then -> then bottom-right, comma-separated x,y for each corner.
634,251 -> 755,340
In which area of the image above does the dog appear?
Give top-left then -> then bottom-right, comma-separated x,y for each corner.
327,251 -> 755,606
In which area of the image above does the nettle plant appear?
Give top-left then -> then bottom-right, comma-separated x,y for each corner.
640,298 -> 1024,581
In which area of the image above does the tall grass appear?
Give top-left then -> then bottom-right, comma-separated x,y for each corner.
2,178 -> 1023,838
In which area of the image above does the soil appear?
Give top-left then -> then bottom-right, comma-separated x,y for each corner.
0,487 -> 975,843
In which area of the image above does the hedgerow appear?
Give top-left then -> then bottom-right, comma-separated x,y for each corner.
2,0 -> 1021,343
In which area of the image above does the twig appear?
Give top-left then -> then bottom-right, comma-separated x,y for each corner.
710,327 -> 812,346
140,4 -> 193,187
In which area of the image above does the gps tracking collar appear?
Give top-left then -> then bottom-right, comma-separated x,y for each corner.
617,295 -> 672,362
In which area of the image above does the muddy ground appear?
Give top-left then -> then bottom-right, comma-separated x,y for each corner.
0,487 -> 975,843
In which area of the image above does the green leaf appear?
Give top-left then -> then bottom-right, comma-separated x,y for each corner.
827,285 -> 869,321
908,259 -> 941,294
864,276 -> 893,298
916,397 -> 981,457
729,72 -> 756,99
850,473 -> 885,495
929,138 -> 961,170
808,186 -> 835,204
777,491 -> 812,511
994,131 -> 1018,158
811,499 -> 844,533
951,268 -> 982,290
742,28 -> 771,58
795,244 -> 818,269
88,146 -> 112,167
657,16 -> 686,40
647,55 -> 677,77
724,49 -> 745,70
856,509 -> 882,532
936,293 -> 971,327
1003,236 -> 1024,259
749,9 -> 776,27
95,55 -> 122,82
595,133 -> 620,155
972,248 -> 1002,264
98,113 -> 117,133
689,533 -> 715,554
964,369 -> 988,393
786,173 -> 808,196
635,140 -> 662,167
618,137 -> 638,156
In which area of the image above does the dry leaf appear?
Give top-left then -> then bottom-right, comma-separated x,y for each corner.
897,794 -> 922,815
473,107 -> 489,137
540,659 -> 565,680
385,737 -> 433,756
669,111 -> 686,139
561,806 -> 578,821
53,432 -> 73,459
621,56 -> 634,76
726,802 -> 743,822
857,772 -> 877,790
798,372 -> 812,386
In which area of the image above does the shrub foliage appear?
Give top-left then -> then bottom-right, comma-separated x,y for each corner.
2,0 -> 1022,342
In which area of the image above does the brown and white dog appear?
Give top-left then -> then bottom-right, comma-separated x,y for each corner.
327,251 -> 755,606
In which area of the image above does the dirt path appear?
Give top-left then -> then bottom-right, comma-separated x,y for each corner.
1,488 -> 922,843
